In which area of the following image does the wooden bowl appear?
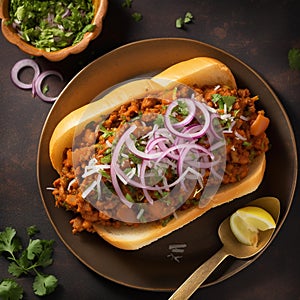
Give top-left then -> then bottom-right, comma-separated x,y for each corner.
0,0 -> 108,61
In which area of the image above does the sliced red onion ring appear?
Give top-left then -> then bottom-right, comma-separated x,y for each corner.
169,98 -> 196,128
126,134 -> 163,160
164,100 -> 210,139
11,59 -> 40,90
34,70 -> 64,103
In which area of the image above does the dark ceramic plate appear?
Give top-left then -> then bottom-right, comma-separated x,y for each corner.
37,38 -> 297,291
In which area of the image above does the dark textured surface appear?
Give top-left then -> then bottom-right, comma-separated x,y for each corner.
0,1 -> 299,299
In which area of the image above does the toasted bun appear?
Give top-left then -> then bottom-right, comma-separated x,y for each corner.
153,57 -> 236,89
49,57 -> 236,173
49,57 -> 266,250
93,154 -> 266,250
49,79 -> 163,174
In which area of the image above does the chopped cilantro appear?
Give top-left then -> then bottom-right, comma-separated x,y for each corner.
42,84 -> 49,95
132,12 -> 143,22
125,193 -> 134,202
175,100 -> 189,116
8,0 -> 95,51
99,125 -> 115,139
243,141 -> 252,147
288,48 -> 300,71
176,17 -> 184,29
212,94 -> 236,111
184,12 -> 194,24
154,114 -> 165,127
176,12 -> 194,29
100,153 -> 112,164
122,0 -> 132,8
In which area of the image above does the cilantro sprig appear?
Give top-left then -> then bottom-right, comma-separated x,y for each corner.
0,279 -> 23,300
0,226 -> 58,298
288,48 -> 300,71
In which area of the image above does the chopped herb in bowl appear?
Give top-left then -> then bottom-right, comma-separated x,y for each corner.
0,0 -> 108,60
8,0 -> 96,52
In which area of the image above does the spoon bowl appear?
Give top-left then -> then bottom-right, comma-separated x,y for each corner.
169,196 -> 280,300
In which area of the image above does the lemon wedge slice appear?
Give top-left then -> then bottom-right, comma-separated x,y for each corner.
229,206 -> 276,246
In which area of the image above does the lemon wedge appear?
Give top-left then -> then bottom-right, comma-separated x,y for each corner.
229,206 -> 276,246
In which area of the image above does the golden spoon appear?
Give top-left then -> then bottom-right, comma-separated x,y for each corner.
169,196 -> 280,300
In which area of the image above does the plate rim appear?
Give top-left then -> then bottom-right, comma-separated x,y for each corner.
37,37 -> 298,291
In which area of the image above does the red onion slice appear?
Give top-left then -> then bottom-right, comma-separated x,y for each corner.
34,71 -> 64,103
11,59 -> 40,90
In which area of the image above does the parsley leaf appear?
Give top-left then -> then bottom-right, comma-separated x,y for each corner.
0,279 -> 23,300
288,48 -> 300,70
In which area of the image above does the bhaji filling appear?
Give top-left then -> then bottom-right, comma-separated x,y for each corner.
52,84 -> 269,233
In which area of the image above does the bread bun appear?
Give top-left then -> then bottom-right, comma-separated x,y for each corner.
153,57 -> 236,89
93,154 -> 265,250
49,79 -> 163,174
49,57 -> 237,173
49,57 -> 267,250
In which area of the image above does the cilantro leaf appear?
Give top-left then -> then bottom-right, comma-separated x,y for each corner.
0,279 -> 23,300
288,48 -> 300,70
154,114 -> 164,127
27,239 -> 43,260
132,12 -> 143,22
0,227 -> 22,256
184,12 -> 194,24
176,11 -> 194,29
222,95 -> 236,110
211,94 -> 236,111
122,0 -> 132,8
33,273 -> 58,296
35,240 -> 54,268
8,261 -> 27,277
26,225 -> 39,237
176,17 -> 184,29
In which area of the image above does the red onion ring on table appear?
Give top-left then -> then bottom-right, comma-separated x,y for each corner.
34,70 -> 64,103
11,59 -> 63,102
11,59 -> 40,91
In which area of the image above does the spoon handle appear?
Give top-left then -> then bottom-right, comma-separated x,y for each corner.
169,247 -> 229,300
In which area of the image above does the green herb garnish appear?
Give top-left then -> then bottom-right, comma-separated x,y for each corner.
288,48 -> 300,71
8,0 -> 95,51
0,279 -> 23,300
176,12 -> 194,29
0,226 -> 58,298
132,12 -> 143,22
211,94 -> 236,111
99,125 -> 115,139
122,0 -> 132,8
